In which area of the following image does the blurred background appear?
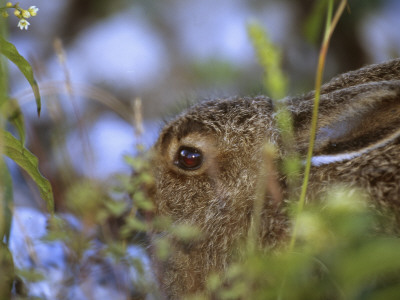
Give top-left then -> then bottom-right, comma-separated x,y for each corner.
4,0 -> 400,211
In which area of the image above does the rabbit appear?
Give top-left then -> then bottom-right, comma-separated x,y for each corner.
149,58 -> 400,299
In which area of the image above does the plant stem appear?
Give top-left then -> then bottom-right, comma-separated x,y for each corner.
289,0 -> 347,250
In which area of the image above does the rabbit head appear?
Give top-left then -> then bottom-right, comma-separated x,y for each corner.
149,58 -> 400,298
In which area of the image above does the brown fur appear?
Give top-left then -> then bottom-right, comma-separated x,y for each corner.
150,59 -> 400,299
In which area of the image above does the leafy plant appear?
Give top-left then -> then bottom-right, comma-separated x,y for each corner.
0,2 -> 54,297
203,187 -> 400,300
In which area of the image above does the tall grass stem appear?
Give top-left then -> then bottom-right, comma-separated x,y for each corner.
290,0 -> 348,250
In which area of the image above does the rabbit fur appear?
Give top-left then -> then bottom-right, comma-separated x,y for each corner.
149,58 -> 400,298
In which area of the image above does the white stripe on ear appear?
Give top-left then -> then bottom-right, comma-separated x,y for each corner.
312,128 -> 400,166
311,152 -> 362,166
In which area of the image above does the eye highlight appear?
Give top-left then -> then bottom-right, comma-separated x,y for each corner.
175,146 -> 203,170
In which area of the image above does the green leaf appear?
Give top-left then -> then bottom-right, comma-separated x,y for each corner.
16,269 -> 45,283
2,98 -> 25,145
0,36 -> 41,116
104,200 -> 127,217
0,130 -> 54,212
171,224 -> 202,242
124,217 -> 147,232
0,159 -> 13,244
0,242 -> 14,299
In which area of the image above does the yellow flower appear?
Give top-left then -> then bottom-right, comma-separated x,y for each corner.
6,2 -> 13,8
2,11 -> 9,18
17,18 -> 30,30
13,9 -> 20,17
21,9 -> 30,19
28,6 -> 39,16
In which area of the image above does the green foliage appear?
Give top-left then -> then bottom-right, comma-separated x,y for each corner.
3,98 -> 26,145
1,129 -> 54,212
0,35 -> 41,116
0,158 -> 12,243
0,242 -> 14,299
198,188 -> 400,300
0,20 -> 51,296
247,22 -> 288,100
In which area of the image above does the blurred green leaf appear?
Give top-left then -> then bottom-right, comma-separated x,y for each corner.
104,200 -> 127,217
65,181 -> 103,217
123,217 -> 147,233
0,159 -> 12,244
16,268 -> 45,283
124,155 -> 148,170
0,36 -> 41,116
130,257 -> 145,276
303,0 -> 329,44
2,98 -> 25,145
106,241 -> 127,259
44,215 -> 69,242
212,186 -> 400,299
138,172 -> 154,185
282,155 -> 301,178
206,272 -> 222,292
171,224 -> 202,242
0,129 -> 54,212
133,191 -> 155,211
247,22 -> 288,99
0,242 -> 14,299
152,216 -> 172,232
368,284 -> 400,300
337,238 -> 400,297
153,236 -> 171,261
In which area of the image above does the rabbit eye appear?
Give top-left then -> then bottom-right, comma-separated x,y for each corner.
175,146 -> 203,170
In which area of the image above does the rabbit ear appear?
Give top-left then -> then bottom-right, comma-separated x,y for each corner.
319,58 -> 400,93
290,80 -> 400,165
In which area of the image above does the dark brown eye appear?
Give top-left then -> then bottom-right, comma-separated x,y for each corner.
175,146 -> 203,170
